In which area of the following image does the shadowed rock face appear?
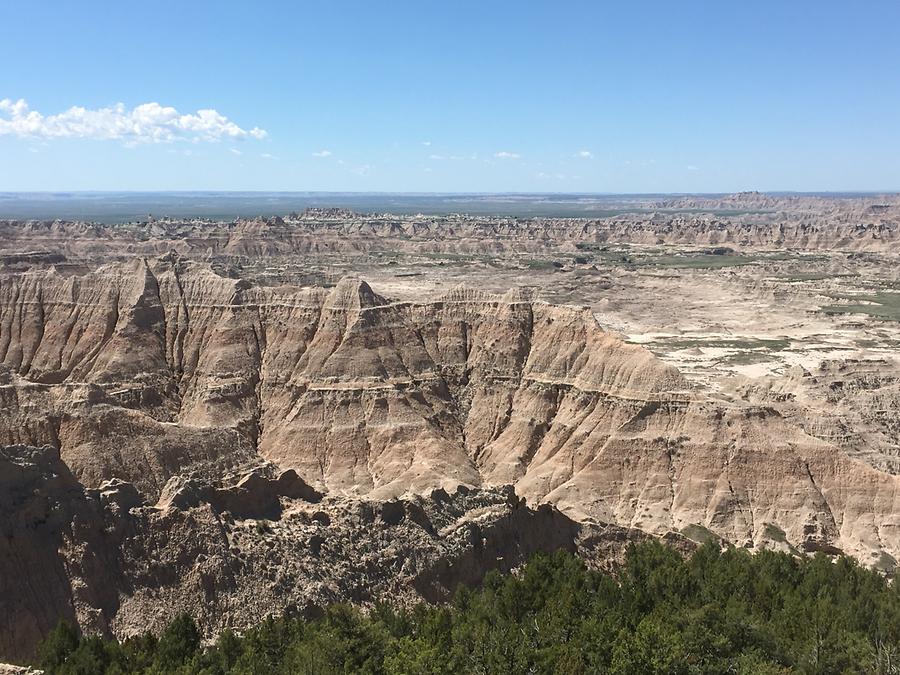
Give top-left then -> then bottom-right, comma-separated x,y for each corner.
0,446 -> 124,663
1,257 -> 899,659
0,443 -> 667,663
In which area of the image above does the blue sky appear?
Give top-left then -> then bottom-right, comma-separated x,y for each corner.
1,1 -> 898,192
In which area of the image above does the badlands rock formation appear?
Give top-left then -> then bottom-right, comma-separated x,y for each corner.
0,441 -> 677,663
1,192 -> 898,263
1,248 -> 899,660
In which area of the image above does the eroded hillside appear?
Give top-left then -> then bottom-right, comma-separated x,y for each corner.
2,197 -> 900,661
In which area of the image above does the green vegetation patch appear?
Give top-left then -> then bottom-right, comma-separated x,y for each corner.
571,246 -> 813,271
723,350 -> 779,366
763,523 -> 788,543
680,523 -> 721,544
36,542 -> 900,674
650,336 -> 792,353
820,291 -> 900,322
774,272 -> 858,283
876,551 -> 898,574
643,253 -> 762,269
638,250 -> 805,270
525,259 -> 564,270
761,524 -> 802,556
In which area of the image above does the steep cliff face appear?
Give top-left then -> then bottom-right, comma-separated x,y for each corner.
0,443 -> 666,663
0,258 -> 688,503
726,359 -> 900,474
1,258 -> 899,659
0,445 -> 123,663
2,258 -> 896,559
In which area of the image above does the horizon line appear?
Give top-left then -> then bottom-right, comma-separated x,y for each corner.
2,189 -> 899,197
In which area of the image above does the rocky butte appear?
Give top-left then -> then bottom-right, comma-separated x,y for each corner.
1,198 -> 899,662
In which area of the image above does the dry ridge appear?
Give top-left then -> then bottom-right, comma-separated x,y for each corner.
1,256 -> 898,659
1,193 -> 899,263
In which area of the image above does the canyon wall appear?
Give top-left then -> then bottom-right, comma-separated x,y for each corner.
1,257 -> 898,660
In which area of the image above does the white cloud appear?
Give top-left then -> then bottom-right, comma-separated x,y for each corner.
422,141 -> 431,146
229,148 -> 242,156
687,164 -> 700,171
428,154 -> 445,160
351,164 -> 371,176
0,98 -> 267,143
260,153 -> 276,159
575,150 -> 593,159
494,151 -> 521,159
312,149 -> 332,157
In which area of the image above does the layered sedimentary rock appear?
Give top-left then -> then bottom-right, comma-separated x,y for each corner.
726,359 -> 900,474
0,258 -> 687,501
1,257 -> 899,660
1,192 -> 899,264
